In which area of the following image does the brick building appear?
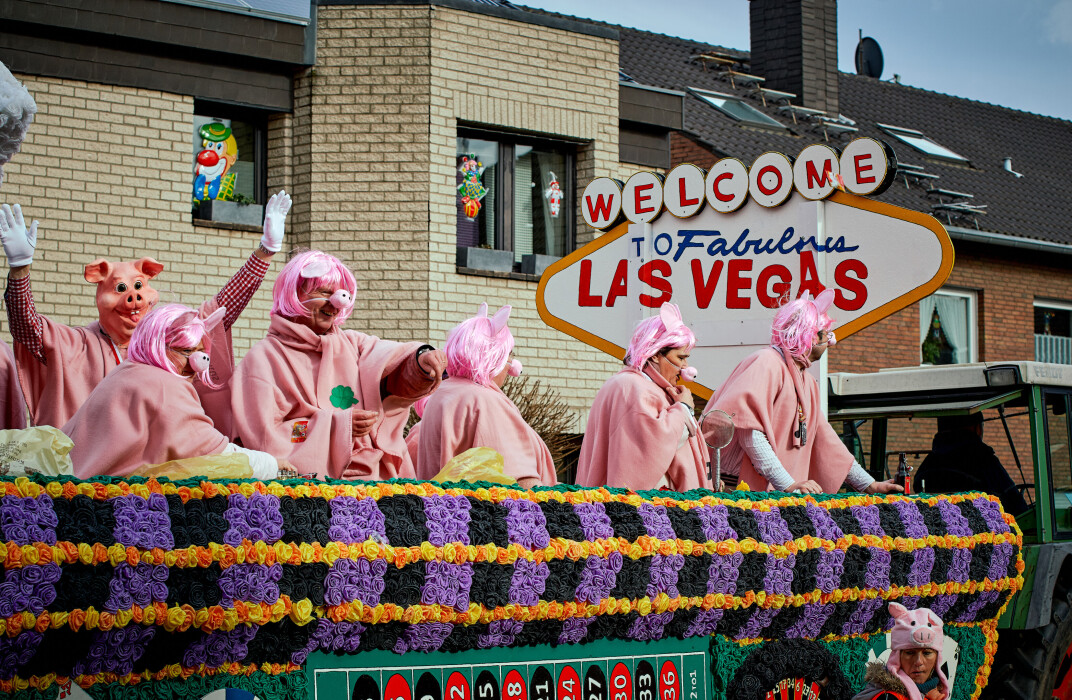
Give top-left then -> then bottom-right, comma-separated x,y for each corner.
2,0 -> 1071,481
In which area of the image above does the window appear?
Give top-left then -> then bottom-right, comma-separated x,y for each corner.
1035,301 -> 1072,364
192,103 -> 267,210
456,129 -> 575,267
1044,391 -> 1072,539
878,123 -> 967,162
920,289 -> 977,365
689,88 -> 785,129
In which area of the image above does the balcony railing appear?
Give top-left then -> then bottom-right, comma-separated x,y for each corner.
1035,334 -> 1072,364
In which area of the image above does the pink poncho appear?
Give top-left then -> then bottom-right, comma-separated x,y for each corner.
575,366 -> 711,492
230,314 -> 439,480
416,377 -> 557,485
64,362 -> 229,478
710,347 -> 853,493
0,340 -> 26,429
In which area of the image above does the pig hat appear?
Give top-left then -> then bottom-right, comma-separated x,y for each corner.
886,602 -> 948,700
444,303 -> 519,387
84,257 -> 163,344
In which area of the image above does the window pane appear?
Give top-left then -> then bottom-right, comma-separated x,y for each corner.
1036,306 -> 1072,336
695,93 -> 784,129
193,116 -> 257,202
514,146 -> 568,262
1046,394 -> 1072,537
882,127 -> 966,161
456,138 -> 497,249
921,293 -> 971,365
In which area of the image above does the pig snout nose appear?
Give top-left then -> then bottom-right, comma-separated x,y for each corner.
914,628 -> 934,644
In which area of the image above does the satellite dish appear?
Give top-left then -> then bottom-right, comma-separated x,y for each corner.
855,36 -> 884,79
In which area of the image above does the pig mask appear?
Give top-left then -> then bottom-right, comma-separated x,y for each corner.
83,257 -> 164,344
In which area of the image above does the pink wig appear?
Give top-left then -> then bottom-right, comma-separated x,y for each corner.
271,250 -> 357,325
770,289 -> 836,361
445,303 -> 515,388
624,303 -> 696,368
127,304 -> 224,388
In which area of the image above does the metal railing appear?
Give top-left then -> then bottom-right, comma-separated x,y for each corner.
1035,334 -> 1072,364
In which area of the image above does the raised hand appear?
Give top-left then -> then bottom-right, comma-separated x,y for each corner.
260,189 -> 292,253
0,203 -> 38,267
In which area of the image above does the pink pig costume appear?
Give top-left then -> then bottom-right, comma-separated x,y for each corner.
230,251 -> 444,480
576,303 -> 711,492
416,304 -> 557,486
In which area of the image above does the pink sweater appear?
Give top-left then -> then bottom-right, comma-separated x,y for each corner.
576,367 -> 711,492
230,315 -> 439,480
0,340 -> 26,429
416,377 -> 557,485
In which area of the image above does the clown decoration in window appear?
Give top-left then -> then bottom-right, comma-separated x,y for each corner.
544,170 -> 563,218
194,122 -> 238,201
457,153 -> 488,221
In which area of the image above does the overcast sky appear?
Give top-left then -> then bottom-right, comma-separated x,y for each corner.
520,0 -> 1072,122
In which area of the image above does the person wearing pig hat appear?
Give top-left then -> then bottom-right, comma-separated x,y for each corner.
575,302 -> 711,492
416,303 -> 557,488
0,189 -> 293,433
64,304 -> 291,479
851,602 -> 950,700
709,290 -> 902,495
230,250 -> 446,480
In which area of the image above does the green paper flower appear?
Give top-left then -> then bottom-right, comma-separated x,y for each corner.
329,385 -> 359,409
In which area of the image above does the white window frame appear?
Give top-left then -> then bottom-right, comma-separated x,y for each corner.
878,123 -> 967,163
920,288 -> 977,365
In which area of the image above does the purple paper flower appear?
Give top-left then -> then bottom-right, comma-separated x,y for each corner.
959,591 -> 999,622
806,504 -> 843,540
291,626 -> 322,665
647,554 -> 684,598
218,563 -> 283,605
865,548 -> 892,590
478,619 -> 524,648
113,493 -> 173,550
786,603 -> 834,639
423,495 -> 471,546
708,551 -> 742,595
948,548 -> 972,583
973,497 -> 1010,534
421,561 -> 473,611
573,502 -> 613,540
1,495 -> 58,546
937,500 -> 973,537
502,499 -> 550,550
0,631 -> 42,680
850,505 -> 885,537
638,504 -> 676,540
929,594 -> 957,618
908,549 -> 935,587
764,554 -> 795,596
575,553 -> 622,603
755,508 -> 793,544
0,563 -> 61,616
842,596 -> 884,636
328,496 -> 387,543
105,562 -> 169,612
73,625 -> 156,677
816,549 -> 845,593
323,558 -> 388,606
224,491 -> 284,545
695,505 -> 736,542
393,622 -> 453,653
509,558 -> 549,607
313,620 -> 365,654
684,608 -> 723,637
628,611 -> 674,641
736,607 -> 778,639
182,625 -> 258,668
558,617 -> 592,644
899,596 -> 920,611
892,500 -> 929,539
988,542 -> 1014,581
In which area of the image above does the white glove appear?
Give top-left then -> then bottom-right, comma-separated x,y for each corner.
0,203 -> 38,267
260,189 -> 292,253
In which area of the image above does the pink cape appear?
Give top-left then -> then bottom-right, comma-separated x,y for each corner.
64,362 -> 229,478
230,314 -> 439,480
15,298 -> 233,431
405,421 -> 421,469
0,340 -> 26,429
416,377 -> 558,485
575,367 -> 711,492
710,347 -> 853,492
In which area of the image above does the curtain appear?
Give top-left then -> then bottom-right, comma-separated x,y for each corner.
919,296 -> 938,346
935,295 -> 969,363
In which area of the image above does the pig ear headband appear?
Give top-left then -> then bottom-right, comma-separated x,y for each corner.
813,288 -> 835,314
202,307 -> 226,332
476,302 -> 511,336
659,302 -> 684,332
300,258 -> 332,279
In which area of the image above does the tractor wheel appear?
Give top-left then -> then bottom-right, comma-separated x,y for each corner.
984,581 -> 1072,699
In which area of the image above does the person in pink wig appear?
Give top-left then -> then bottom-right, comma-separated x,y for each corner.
851,602 -> 949,700
64,304 -> 287,479
405,395 -> 431,471
416,303 -> 557,488
230,250 -> 446,480
0,190 -> 293,433
575,303 -> 711,492
710,289 -> 900,494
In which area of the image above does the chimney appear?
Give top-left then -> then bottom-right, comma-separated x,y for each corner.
749,0 -> 839,115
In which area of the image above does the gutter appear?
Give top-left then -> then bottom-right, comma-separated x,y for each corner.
946,226 -> 1072,257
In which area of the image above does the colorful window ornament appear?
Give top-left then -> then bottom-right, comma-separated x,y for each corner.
544,171 -> 564,218
457,153 -> 488,221
193,122 -> 238,202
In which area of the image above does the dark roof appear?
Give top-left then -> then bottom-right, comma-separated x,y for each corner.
611,24 -> 1072,247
